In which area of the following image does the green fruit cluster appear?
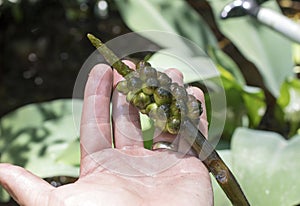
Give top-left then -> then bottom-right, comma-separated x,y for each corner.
116,61 -> 203,134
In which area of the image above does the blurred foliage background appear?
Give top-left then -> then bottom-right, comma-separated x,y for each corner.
0,0 -> 133,118
1,0 -> 298,118
1,0 -> 300,205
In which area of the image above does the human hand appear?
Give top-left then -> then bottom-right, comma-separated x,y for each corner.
0,62 -> 212,206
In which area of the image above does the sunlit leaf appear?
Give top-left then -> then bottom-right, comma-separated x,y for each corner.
278,78 -> 300,122
114,0 -> 217,50
242,86 -> 266,127
149,49 -> 220,83
208,0 -> 294,97
293,43 -> 300,64
277,78 -> 300,136
0,189 -> 9,203
277,79 -> 291,107
56,139 -> 80,166
0,99 -> 82,202
140,113 -> 154,149
212,128 -> 300,206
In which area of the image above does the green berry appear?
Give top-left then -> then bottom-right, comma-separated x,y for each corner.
148,105 -> 169,132
127,76 -> 142,92
126,91 -> 136,103
166,116 -> 181,134
170,99 -> 187,117
187,95 -> 203,120
139,66 -> 157,81
142,78 -> 159,95
145,102 -> 158,114
153,87 -> 172,105
116,80 -> 129,94
132,92 -> 151,110
157,71 -> 171,86
170,83 -> 188,101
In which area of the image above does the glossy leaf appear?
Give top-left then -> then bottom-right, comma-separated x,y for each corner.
114,0 -> 217,50
114,0 -> 230,82
212,128 -> 300,206
56,139 -> 80,166
208,0 -> 294,97
0,99 -> 82,202
140,113 -> 155,149
148,48 -> 220,83
242,86 -> 266,127
277,78 -> 300,136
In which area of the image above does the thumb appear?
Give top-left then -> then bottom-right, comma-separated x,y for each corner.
0,163 -> 53,205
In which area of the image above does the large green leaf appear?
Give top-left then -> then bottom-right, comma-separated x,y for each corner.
208,0 -> 294,97
114,0 -> 234,81
148,48 -> 220,83
114,0 -> 217,50
0,99 -> 82,201
242,86 -> 266,127
0,99 -> 82,176
212,128 -> 300,206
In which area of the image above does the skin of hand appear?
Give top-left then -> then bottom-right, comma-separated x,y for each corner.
0,61 -> 213,206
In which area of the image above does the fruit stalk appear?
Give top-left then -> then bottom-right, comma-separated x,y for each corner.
87,33 -> 133,77
183,119 -> 250,205
87,33 -> 250,205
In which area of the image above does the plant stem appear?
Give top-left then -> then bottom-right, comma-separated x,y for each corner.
87,33 -> 250,206
183,119 -> 250,205
87,33 -> 133,77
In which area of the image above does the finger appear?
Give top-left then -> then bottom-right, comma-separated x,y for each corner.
80,64 -> 113,161
112,60 -> 144,148
0,163 -> 53,205
165,68 -> 184,86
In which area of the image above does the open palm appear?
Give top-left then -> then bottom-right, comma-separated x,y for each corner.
0,62 -> 212,206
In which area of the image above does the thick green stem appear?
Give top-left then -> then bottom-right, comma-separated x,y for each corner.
87,33 -> 133,76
